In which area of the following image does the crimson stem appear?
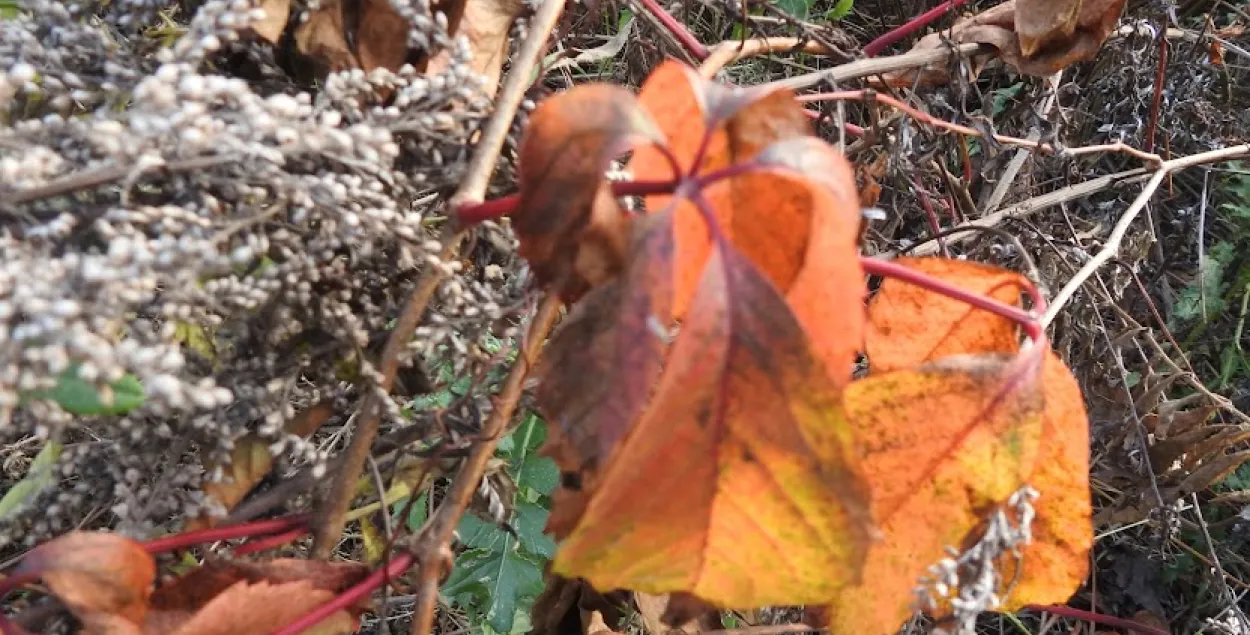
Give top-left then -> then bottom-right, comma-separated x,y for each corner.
142,514 -> 311,555
272,552 -> 415,635
859,256 -> 1044,343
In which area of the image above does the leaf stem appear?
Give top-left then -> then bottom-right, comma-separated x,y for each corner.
231,527 -> 309,556
272,552 -> 415,635
861,0 -> 971,57
141,514 -> 310,555
859,256 -> 1043,343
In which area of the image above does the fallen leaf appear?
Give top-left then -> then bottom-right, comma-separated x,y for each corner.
146,558 -> 370,635
427,0 -> 526,93
887,0 -> 1128,83
546,16 -> 634,72
512,83 -> 663,298
294,0 -> 357,72
15,531 -> 155,627
831,352 -> 1046,632
355,0 -> 412,72
866,257 -> 1026,372
550,238 -> 874,608
634,593 -> 718,635
250,0 -> 291,44
628,60 -> 866,385
190,402 -> 333,529
1015,0 -> 1081,57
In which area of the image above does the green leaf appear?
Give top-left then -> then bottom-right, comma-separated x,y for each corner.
518,455 -> 558,497
0,440 -> 62,521
773,0 -> 811,21
21,364 -> 145,416
515,500 -> 556,559
442,543 -> 545,634
991,82 -> 1025,117
405,492 -> 431,531
825,0 -> 853,20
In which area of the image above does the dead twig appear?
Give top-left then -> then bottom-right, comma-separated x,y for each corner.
700,37 -> 840,77
1041,144 -> 1250,328
407,291 -> 564,635
309,0 -> 568,558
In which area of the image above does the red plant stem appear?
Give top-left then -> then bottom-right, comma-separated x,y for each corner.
454,179 -> 681,226
633,0 -> 709,60
1144,31 -> 1168,154
803,108 -> 867,136
272,552 -> 415,635
910,174 -> 948,257
859,256 -> 1044,343
231,527 -> 309,556
1023,605 -> 1169,635
141,514 -> 310,555
862,0 -> 972,57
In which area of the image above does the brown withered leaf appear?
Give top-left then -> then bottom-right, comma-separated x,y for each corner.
145,559 -> 370,635
294,0 -> 357,72
251,0 -> 292,44
512,83 -> 663,299
887,0 -> 1128,83
426,0 -> 525,94
190,402 -> 333,529
356,0 -> 412,72
15,532 -> 156,627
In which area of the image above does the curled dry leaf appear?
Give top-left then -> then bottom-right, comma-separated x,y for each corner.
887,0 -> 1128,84
189,402 -> 333,529
628,60 -> 866,386
549,233 -> 873,608
426,0 -> 526,94
513,84 -> 663,299
14,531 -> 155,627
852,257 -> 1091,626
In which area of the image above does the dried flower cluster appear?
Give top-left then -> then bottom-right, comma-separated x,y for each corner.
0,0 -> 527,546
915,485 -> 1040,634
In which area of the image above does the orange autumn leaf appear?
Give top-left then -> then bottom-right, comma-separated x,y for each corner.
550,234 -> 874,607
866,257 -> 1026,372
513,84 -> 663,299
832,352 -> 1047,633
14,531 -> 156,627
859,257 -> 1091,624
628,60 -> 866,385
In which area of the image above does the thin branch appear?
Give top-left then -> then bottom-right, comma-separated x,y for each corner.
1040,144 -> 1250,328
0,154 -> 242,209
142,514 -> 310,555
407,291 -> 564,635
770,42 -> 989,91
700,37 -> 838,77
309,0 -> 569,557
862,0 -> 972,57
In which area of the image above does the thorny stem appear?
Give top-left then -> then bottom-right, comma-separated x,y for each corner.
632,0 -> 710,61
272,553 -> 415,635
1022,604 -> 1169,635
859,256 -> 1045,344
408,291 -> 565,635
309,0 -> 569,558
861,0 -> 972,57
142,514 -> 310,555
